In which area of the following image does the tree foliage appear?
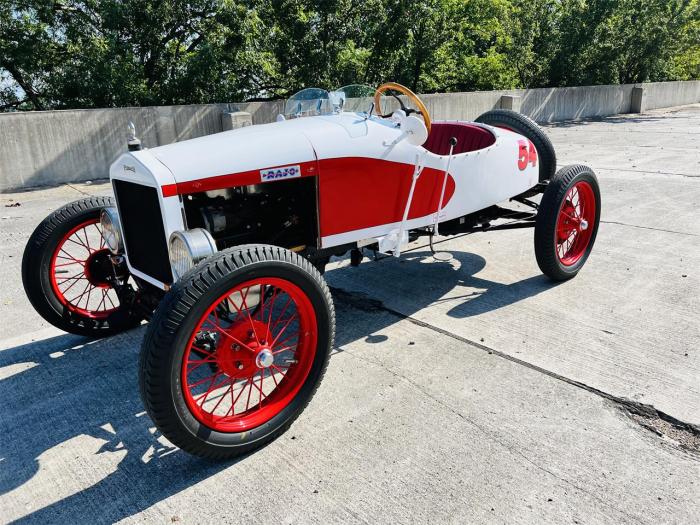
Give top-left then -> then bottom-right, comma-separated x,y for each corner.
1,0 -> 698,110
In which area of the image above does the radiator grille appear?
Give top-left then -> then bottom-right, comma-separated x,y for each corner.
113,179 -> 172,284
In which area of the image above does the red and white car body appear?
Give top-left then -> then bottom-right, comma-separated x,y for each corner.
111,110 -> 538,289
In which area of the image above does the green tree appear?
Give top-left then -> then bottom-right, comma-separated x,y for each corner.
1,0 -> 699,111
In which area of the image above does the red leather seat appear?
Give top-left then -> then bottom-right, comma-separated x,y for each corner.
423,121 -> 496,156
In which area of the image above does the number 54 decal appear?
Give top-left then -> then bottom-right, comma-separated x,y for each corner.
517,140 -> 537,171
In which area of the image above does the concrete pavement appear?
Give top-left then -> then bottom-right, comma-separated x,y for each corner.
0,106 -> 698,523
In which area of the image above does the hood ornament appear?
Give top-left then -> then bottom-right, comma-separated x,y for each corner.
127,121 -> 142,151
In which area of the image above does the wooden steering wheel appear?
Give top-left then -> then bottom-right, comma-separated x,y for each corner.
374,82 -> 431,134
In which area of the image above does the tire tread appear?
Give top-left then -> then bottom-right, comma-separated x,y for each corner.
139,244 -> 335,459
475,109 -> 556,181
534,164 -> 601,280
21,196 -> 140,336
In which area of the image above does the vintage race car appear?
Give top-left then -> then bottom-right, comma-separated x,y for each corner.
22,83 -> 601,459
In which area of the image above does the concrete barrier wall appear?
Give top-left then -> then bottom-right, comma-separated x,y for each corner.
230,100 -> 286,125
642,81 -> 700,111
0,104 -> 238,191
520,84 -> 636,121
418,83 -> 638,122
1,80 -> 699,192
421,90 -> 512,121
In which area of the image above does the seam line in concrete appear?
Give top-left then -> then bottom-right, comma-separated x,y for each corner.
331,287 -> 700,441
549,130 -> 700,136
335,348 -> 646,521
554,164 -> 700,178
66,183 -> 92,196
593,167 -> 700,178
600,220 -> 700,237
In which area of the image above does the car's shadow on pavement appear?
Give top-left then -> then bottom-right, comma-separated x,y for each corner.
0,328 -> 238,523
327,249 -> 557,328
0,249 -> 558,523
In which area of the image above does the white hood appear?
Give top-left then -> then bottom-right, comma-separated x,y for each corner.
147,118 -> 329,185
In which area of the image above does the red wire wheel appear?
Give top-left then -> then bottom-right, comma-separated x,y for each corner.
535,164 -> 601,281
23,197 -> 142,336
48,218 -> 119,318
181,278 -> 317,432
140,245 -> 334,459
554,181 -> 596,266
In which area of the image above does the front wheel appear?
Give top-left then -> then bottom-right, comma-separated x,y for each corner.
22,197 -> 142,336
139,244 -> 335,459
534,165 -> 601,281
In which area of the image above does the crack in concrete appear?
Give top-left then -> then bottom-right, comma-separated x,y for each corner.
66,183 -> 92,196
331,287 -> 700,456
593,166 -> 700,178
600,220 -> 700,237
338,346 -> 644,522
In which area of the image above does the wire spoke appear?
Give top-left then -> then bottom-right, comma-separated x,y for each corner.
83,285 -> 93,310
238,286 -> 262,345
195,373 -> 227,406
271,313 -> 299,347
187,360 -> 216,374
560,210 -> 579,222
56,272 -> 87,285
257,284 -> 266,322
66,236 -> 90,252
223,288 -> 248,323
188,356 -> 218,364
269,368 -> 279,387
189,371 -> 222,390
106,292 -> 117,309
269,296 -> 293,334
190,344 -> 217,358
249,372 -> 267,404
245,378 -> 254,411
54,260 -> 83,268
59,275 -> 87,296
272,345 -> 296,355
210,381 -> 235,415
80,227 -> 94,252
96,289 -> 107,311
58,250 -> 86,265
264,288 -> 280,339
67,281 -> 91,305
200,320 -> 257,354
271,364 -> 288,378
228,378 -> 251,416
93,223 -> 106,249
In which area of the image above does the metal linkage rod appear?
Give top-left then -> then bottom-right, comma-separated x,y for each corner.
434,137 -> 457,236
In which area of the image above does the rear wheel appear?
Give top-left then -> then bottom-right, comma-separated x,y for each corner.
475,109 -> 556,182
22,197 -> 142,336
139,244 -> 334,459
534,165 -> 601,281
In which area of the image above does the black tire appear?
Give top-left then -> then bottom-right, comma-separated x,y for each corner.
534,165 -> 601,281
475,109 -> 556,182
139,244 -> 335,459
22,197 -> 142,336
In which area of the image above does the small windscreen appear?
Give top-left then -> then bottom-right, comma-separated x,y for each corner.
284,88 -> 332,118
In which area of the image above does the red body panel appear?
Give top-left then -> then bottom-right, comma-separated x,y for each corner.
317,157 -> 455,237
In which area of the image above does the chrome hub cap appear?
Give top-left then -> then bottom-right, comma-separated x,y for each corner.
256,348 -> 274,368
